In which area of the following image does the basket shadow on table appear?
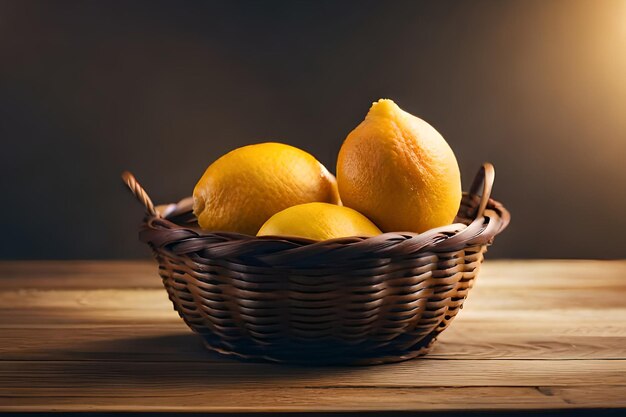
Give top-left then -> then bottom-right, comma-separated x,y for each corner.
49,332 -> 405,387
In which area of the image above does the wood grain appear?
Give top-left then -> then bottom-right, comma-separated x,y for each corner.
2,359 -> 625,388
1,326 -> 625,361
0,260 -> 625,413
0,261 -> 157,290
3,386 -> 626,412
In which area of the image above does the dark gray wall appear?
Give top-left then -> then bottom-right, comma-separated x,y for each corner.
1,0 -> 625,259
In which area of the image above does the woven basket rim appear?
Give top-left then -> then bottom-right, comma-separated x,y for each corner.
144,204 -> 506,242
123,163 -> 510,256
135,199 -> 506,263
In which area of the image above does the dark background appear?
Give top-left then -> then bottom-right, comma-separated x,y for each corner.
1,0 -> 625,260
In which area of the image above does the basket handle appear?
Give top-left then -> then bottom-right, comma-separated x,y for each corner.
469,162 -> 495,219
121,171 -> 160,218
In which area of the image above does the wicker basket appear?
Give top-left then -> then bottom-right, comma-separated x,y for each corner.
123,163 -> 509,365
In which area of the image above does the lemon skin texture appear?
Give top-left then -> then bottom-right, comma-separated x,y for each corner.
337,99 -> 461,233
193,142 -> 340,235
257,202 -> 382,241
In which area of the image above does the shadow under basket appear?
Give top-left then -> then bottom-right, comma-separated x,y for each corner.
123,163 -> 510,365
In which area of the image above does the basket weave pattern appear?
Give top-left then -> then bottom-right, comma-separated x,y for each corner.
124,163 -> 509,365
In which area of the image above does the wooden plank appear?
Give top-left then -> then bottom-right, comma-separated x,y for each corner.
1,280 -> 625,315
1,260 -> 625,291
0,360 -> 625,412
2,300 -> 624,326
2,314 -> 625,336
0,289 -> 178,326
0,327 -> 217,362
2,386 -> 626,412
1,359 -> 624,388
479,260 -> 626,289
1,304 -> 625,328
0,260 -> 625,413
0,326 -> 624,362
0,261 -> 159,290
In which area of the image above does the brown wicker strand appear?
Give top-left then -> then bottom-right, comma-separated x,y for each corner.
123,163 -> 510,365
472,163 -> 495,219
121,171 -> 160,218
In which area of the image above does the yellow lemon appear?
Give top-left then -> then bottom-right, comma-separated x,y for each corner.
193,143 -> 340,235
337,99 -> 461,233
257,202 -> 381,241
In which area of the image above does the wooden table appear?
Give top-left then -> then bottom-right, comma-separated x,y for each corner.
1,260 -> 625,415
